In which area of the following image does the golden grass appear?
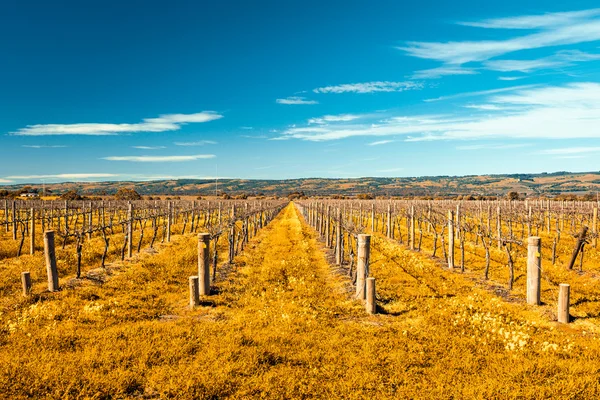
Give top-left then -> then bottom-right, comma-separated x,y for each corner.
0,204 -> 599,398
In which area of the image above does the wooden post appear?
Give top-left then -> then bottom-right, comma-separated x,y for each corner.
127,202 -> 133,258
64,200 -> 69,236
558,283 -> 570,323
448,210 -> 454,269
356,234 -> 371,299
325,205 -> 331,248
189,276 -> 200,308
386,203 -> 391,238
366,277 -> 376,314
166,201 -> 172,242
198,233 -> 211,295
87,202 -> 93,240
21,271 -> 32,296
335,208 -> 342,265
593,208 -> 598,248
371,203 -> 375,232
44,231 -> 59,292
497,206 -> 502,249
4,199 -> 8,233
30,208 -> 35,255
410,205 -> 415,250
527,206 -> 532,237
12,200 -> 17,240
527,236 -> 541,305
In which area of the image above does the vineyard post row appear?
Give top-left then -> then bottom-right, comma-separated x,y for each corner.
6,199 -> 286,296
295,203 -> 377,315
189,201 -> 286,307
297,199 -> 589,323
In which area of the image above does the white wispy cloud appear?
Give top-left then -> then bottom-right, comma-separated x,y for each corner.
308,114 -> 362,124
0,178 -> 13,183
102,154 -> 216,162
21,145 -> 68,148
400,8 -> 600,78
425,85 -> 535,102
313,81 -> 422,94
463,104 -> 508,111
411,66 -> 478,79
368,140 -> 395,146
276,96 -> 318,105
240,134 -> 268,139
173,140 -> 217,146
498,76 -> 526,81
538,147 -> 600,155
554,155 -> 587,159
12,111 -> 223,136
278,82 -> 600,142
6,173 -> 119,180
458,8 -> 600,29
484,50 -> 600,72
131,146 -> 166,150
456,143 -> 531,150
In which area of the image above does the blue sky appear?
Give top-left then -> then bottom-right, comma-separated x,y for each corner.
2,0 -> 600,184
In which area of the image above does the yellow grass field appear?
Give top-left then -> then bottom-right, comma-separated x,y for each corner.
1,203 -> 600,398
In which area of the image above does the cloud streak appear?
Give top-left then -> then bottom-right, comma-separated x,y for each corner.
102,154 -> 216,162
12,111 -> 223,136
276,97 -> 318,105
313,81 -> 422,94
173,140 -> 217,146
308,114 -> 362,124
368,140 -> 395,146
22,145 -> 68,148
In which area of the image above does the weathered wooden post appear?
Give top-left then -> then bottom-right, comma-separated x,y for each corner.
21,271 -> 32,296
356,234 -> 371,299
410,205 -> 415,250
497,206 -> 502,249
371,203 -> 375,232
527,237 -> 541,305
30,207 -> 35,255
44,231 -> 59,292
87,202 -> 93,240
593,208 -> 598,248
127,202 -> 133,258
12,200 -> 17,240
386,203 -> 391,238
335,208 -> 342,265
4,199 -> 8,233
366,277 -> 376,314
189,276 -> 200,308
64,200 -> 69,237
527,206 -> 532,237
558,283 -> 570,323
325,205 -> 331,248
198,233 -> 211,295
166,201 -> 172,242
448,210 -> 454,269
229,205 -> 236,263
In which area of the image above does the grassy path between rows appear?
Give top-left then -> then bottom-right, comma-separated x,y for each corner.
1,203 -> 600,398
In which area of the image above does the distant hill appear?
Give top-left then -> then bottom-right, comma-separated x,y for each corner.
3,171 -> 600,198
